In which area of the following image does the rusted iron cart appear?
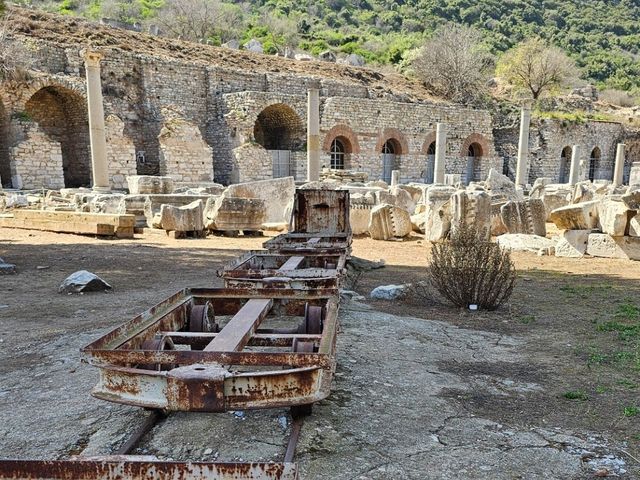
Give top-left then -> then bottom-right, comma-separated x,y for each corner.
218,251 -> 347,290
263,232 -> 352,256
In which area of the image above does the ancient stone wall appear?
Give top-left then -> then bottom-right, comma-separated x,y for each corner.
105,114 -> 137,189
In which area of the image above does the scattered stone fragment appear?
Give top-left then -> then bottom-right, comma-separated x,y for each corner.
451,189 -> 491,240
368,204 -> 412,240
127,175 -> 174,195
586,234 -> 640,260
500,199 -> 546,236
0,262 -> 17,274
159,200 -> 204,233
621,189 -> 640,210
630,213 -> 640,237
598,199 -> 631,236
549,201 -> 600,230
496,234 -> 556,253
59,270 -> 112,293
555,230 -> 592,258
370,284 -> 406,300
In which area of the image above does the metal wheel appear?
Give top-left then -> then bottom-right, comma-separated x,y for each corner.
139,335 -> 175,371
189,301 -> 218,333
304,304 -> 324,335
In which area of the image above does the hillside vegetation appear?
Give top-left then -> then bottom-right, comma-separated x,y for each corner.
7,0 -> 640,93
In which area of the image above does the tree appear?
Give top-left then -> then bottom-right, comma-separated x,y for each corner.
496,38 -> 580,100
410,23 -> 493,103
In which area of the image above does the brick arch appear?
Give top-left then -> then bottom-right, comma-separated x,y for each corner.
460,133 -> 490,157
420,131 -> 438,155
375,128 -> 409,155
0,95 -> 10,187
12,76 -> 86,112
322,124 -> 360,154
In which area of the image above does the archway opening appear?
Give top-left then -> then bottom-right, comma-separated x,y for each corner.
0,99 -> 10,188
559,146 -> 572,183
465,142 -> 483,185
328,135 -> 354,170
381,138 -> 401,183
253,103 -> 304,178
589,147 -> 602,181
425,140 -> 436,183
25,86 -> 90,188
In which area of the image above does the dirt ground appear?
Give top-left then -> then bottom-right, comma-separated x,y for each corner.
1,227 -> 639,478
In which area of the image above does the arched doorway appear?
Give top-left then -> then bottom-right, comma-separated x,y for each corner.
559,146 -> 572,183
0,99 -> 10,188
25,86 -> 90,187
253,103 -> 304,178
465,142 -> 483,185
381,138 -> 401,183
425,141 -> 436,183
588,147 -> 601,181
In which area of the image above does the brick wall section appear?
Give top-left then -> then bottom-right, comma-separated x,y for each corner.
10,121 -> 65,189
105,114 -> 137,189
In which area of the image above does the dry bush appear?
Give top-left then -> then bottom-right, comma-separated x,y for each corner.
0,11 -> 32,82
428,222 -> 516,310
600,89 -> 636,107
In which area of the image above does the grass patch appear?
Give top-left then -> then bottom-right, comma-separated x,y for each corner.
560,284 -> 613,298
618,379 -> 638,390
624,406 -> 640,417
564,390 -> 589,401
519,315 -> 536,325
596,385 -> 609,394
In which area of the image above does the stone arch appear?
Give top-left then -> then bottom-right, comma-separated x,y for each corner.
420,131 -> 437,155
559,146 -> 572,183
589,146 -> 602,181
24,85 -> 91,188
460,133 -> 489,158
0,96 -> 10,187
322,124 -> 360,154
375,128 -> 409,155
253,103 -> 305,151
13,77 -> 86,112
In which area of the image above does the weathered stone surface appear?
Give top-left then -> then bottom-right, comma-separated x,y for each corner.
144,194 -> 216,228
318,50 -> 337,62
243,38 -> 263,53
127,175 -> 174,195
587,234 -> 640,260
159,200 -> 204,232
349,204 -> 372,235
540,187 -> 571,221
376,187 -> 415,214
549,201 -> 600,230
598,200 -> 631,236
485,168 -> 517,200
58,270 -> 112,293
555,230 -> 592,258
630,163 -> 640,186
89,194 -> 126,214
0,262 -> 17,274
491,202 -> 508,236
204,196 -> 266,231
411,212 -> 426,233
621,189 -> 640,210
368,204 -> 412,240
425,186 -> 455,242
500,199 -> 546,236
496,234 -> 556,252
223,177 -> 295,225
370,284 -> 406,300
451,190 -> 491,240
630,213 -> 640,237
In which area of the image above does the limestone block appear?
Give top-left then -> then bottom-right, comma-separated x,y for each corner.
244,38 -> 263,53
451,190 -> 491,240
128,175 -> 174,195
587,234 -> 640,260
366,180 -> 389,189
629,163 -> 640,186
485,168 -> 517,200
223,177 -> 295,224
376,187 -> 415,213
529,178 -> 551,199
345,53 -> 365,66
370,284 -> 406,300
555,230 -> 592,258
496,234 -> 556,252
89,194 -> 126,214
549,201 -> 600,230
159,200 -> 204,232
425,186 -> 455,242
318,50 -> 337,62
350,205 -> 372,235
59,270 -> 112,293
204,196 -> 266,231
368,204 -> 412,240
621,189 -> 640,211
500,199 -> 546,236
411,212 -> 426,233
540,188 -> 571,221
598,199 -> 631,236
144,194 -> 216,227
629,213 -> 640,237
397,184 -> 425,205
490,202 -> 508,237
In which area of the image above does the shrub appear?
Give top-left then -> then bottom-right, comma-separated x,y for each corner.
600,89 -> 636,107
428,222 -> 516,310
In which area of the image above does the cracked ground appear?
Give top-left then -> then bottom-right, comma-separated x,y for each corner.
1,228 -> 639,479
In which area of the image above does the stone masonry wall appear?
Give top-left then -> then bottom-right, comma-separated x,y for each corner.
105,114 -> 137,189
10,121 -> 65,189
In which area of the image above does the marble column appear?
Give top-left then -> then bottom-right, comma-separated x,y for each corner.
613,143 -> 626,187
434,122 -> 446,184
515,101 -> 532,187
306,85 -> 320,182
568,145 -> 581,185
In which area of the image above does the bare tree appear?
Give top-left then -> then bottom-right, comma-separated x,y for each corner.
410,23 -> 493,103
155,0 -> 244,43
496,38 -> 579,100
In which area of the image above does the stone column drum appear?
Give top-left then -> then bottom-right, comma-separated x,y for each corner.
306,86 -> 320,182
613,143 -> 626,187
568,145 -> 581,185
434,122 -> 446,184
83,50 -> 110,191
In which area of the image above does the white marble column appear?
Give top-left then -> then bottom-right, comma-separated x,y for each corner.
434,122 -> 446,184
515,101 -> 531,187
83,50 -> 110,191
613,143 -> 626,187
306,86 -> 320,182
391,170 -> 399,187
568,145 -> 581,185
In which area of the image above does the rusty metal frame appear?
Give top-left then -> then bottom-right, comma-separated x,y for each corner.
290,190 -> 351,234
218,251 -> 347,290
81,288 -> 339,413
263,232 -> 352,256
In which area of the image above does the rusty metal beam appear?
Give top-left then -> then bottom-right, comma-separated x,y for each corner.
278,256 -> 305,271
203,299 -> 272,352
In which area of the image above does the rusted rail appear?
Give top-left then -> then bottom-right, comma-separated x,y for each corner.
0,188 -> 351,480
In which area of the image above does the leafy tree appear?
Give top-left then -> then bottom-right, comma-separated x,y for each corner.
410,23 -> 494,103
496,37 -> 580,99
